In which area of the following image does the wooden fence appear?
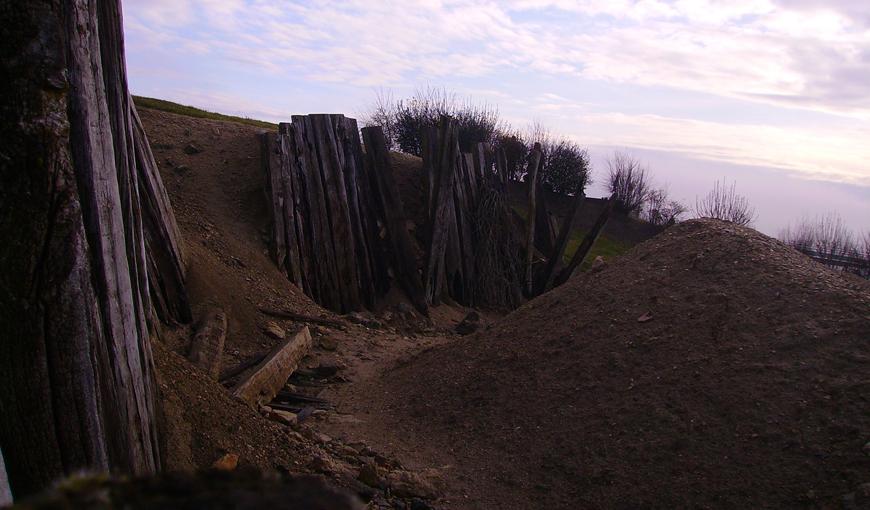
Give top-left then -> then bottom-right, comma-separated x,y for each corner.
261,115 -> 612,313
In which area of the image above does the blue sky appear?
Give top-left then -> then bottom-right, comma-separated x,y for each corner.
123,0 -> 869,236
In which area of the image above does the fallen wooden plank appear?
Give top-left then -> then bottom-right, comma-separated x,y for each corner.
540,190 -> 586,293
554,194 -> 615,287
233,326 -> 313,406
187,307 -> 227,379
257,306 -> 347,330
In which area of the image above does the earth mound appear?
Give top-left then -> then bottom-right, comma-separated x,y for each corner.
379,219 -> 870,509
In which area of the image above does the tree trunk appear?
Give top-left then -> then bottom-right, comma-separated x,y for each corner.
0,0 -> 186,498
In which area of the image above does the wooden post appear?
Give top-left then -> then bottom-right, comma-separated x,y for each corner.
1,0 -> 177,496
361,126 -> 429,315
524,145 -> 543,295
422,116 -> 460,305
554,194 -> 616,286
187,307 -> 227,379
540,191 -> 586,293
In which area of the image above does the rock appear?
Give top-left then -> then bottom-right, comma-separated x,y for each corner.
263,321 -> 285,339
386,470 -> 437,499
863,441 -> 870,456
211,127 -> 221,137
308,454 -> 337,474
211,453 -> 239,471
381,311 -> 394,322
455,311 -> 480,336
183,143 -> 202,155
173,164 -> 190,175
590,255 -> 607,273
319,337 -> 338,351
637,312 -> 653,323
357,462 -> 384,489
267,408 -> 298,426
314,432 -> 333,444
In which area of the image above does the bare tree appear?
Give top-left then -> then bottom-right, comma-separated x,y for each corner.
642,188 -> 687,226
607,151 -> 651,214
695,179 -> 756,226
778,212 -> 864,274
363,89 -> 397,149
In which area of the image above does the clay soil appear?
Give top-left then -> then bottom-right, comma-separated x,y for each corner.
141,107 -> 870,509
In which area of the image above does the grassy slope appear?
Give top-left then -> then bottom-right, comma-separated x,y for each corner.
133,96 -> 278,130
512,204 -> 630,270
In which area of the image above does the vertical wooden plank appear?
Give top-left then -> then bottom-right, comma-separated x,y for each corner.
276,126 -> 304,288
524,145 -> 543,295
361,126 -> 429,315
262,132 -> 287,272
310,114 -> 362,312
291,115 -> 341,310
422,116 -> 460,305
340,117 -> 377,308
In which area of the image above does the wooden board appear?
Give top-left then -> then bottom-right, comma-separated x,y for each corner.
187,307 -> 227,379
233,327 -> 313,406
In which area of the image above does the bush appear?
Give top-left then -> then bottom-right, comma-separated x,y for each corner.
365,87 -> 500,156
540,139 -> 591,195
492,130 -> 528,181
642,187 -> 687,226
694,179 -> 756,226
607,151 -> 651,214
779,212 -> 858,266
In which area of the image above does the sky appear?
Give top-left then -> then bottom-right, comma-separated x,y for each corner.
123,0 -> 869,236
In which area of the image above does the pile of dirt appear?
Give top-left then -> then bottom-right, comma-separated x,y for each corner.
372,219 -> 870,508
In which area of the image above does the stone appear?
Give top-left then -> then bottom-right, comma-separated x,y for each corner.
173,164 -> 191,175
308,454 -> 337,474
267,409 -> 298,427
264,321 -> 285,339
590,255 -> 607,273
319,337 -> 338,351
211,453 -> 239,471
455,311 -> 481,336
386,470 -> 437,499
183,143 -> 202,155
863,441 -> 870,456
357,462 -> 384,489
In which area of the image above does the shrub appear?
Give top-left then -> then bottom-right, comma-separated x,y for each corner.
365,87 -> 500,156
642,188 -> 687,226
694,179 -> 756,226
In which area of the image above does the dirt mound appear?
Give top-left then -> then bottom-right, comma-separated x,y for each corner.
376,219 -> 870,509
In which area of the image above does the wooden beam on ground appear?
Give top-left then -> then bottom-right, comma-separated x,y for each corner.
361,126 -> 429,315
540,191 -> 586,293
524,145 -> 543,296
232,327 -> 313,406
187,307 -> 227,379
554,194 -> 616,287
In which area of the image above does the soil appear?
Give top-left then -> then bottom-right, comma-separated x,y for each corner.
346,219 -> 870,509
140,106 -> 870,509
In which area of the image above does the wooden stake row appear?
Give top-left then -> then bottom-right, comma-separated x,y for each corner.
262,115 -> 427,315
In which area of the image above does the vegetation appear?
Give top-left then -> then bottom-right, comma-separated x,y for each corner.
695,178 -> 756,226
365,88 -> 591,197
133,96 -> 278,130
779,212 -> 869,275
607,151 -> 651,214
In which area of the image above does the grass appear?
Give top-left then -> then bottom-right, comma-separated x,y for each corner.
511,204 -> 630,271
132,96 -> 278,130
